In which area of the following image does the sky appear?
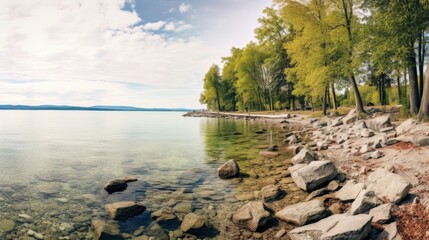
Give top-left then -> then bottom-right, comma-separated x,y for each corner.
0,0 -> 270,108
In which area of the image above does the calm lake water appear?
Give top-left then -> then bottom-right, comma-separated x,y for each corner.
0,111 -> 300,239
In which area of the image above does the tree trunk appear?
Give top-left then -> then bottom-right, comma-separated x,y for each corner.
378,76 -> 383,105
418,32 -> 424,99
310,96 -> 314,112
397,74 -> 402,105
349,75 -> 366,113
408,50 -> 420,114
331,82 -> 338,110
326,86 -> 332,110
322,85 -> 328,115
417,61 -> 429,121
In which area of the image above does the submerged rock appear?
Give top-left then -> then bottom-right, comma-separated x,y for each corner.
275,200 -> 329,226
261,184 -> 285,202
180,213 -> 208,233
151,207 -> 177,222
105,201 -> 146,221
0,219 -> 15,233
232,201 -> 273,232
104,179 -> 128,193
91,219 -> 123,240
217,159 -> 240,179
291,160 -> 337,192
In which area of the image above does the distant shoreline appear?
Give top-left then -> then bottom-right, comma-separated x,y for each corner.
0,105 -> 194,112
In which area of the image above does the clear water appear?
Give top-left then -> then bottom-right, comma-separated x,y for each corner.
0,111 -> 289,239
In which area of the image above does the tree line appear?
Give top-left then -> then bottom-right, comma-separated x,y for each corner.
200,0 -> 429,119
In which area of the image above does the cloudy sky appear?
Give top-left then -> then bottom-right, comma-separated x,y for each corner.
0,0 -> 270,108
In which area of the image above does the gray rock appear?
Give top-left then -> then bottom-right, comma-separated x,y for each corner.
288,164 -> 308,173
105,201 -> 146,220
104,179 -> 128,193
292,148 -> 316,165
371,150 -> 383,159
396,119 -> 416,135
288,214 -> 348,240
369,203 -> 393,224
413,135 -> 429,147
275,200 -> 329,226
180,213 -> 208,232
335,180 -> 365,201
367,116 -> 392,132
320,214 -> 372,240
305,188 -> 330,201
342,109 -> 357,125
261,184 -> 285,202
361,129 -> 374,138
366,168 -> 412,203
217,159 -> 240,179
291,160 -> 337,192
232,201 -> 273,232
376,222 -> 401,240
91,219 -> 123,240
350,190 -> 382,215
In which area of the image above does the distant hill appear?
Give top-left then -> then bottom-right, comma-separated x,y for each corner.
0,105 -> 194,112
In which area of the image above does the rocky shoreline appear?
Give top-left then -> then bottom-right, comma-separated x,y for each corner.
1,109 -> 428,239
180,109 -> 428,239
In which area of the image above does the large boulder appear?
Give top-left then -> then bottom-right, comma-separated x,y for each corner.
288,214 -> 372,240
342,109 -> 358,125
366,116 -> 392,132
105,201 -> 146,221
291,148 -> 316,165
275,200 -> 329,226
180,213 -> 208,233
413,135 -> 429,147
320,214 -> 372,240
350,190 -> 382,215
396,118 -> 416,135
232,201 -> 273,232
335,180 -> 365,201
217,159 -> 240,179
366,168 -> 412,203
91,219 -> 123,240
291,160 -> 337,192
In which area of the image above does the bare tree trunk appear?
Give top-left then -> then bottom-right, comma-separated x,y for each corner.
349,75 -> 366,113
409,50 -> 421,114
417,61 -> 429,121
331,82 -> 338,110
327,86 -> 332,110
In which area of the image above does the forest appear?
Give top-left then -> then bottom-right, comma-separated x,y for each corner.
199,0 -> 429,119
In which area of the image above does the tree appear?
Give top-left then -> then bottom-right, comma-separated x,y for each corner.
416,0 -> 429,120
328,0 -> 367,113
367,0 -> 429,114
200,65 -> 222,111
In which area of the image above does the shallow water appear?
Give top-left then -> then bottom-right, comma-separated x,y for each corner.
0,111 -> 302,239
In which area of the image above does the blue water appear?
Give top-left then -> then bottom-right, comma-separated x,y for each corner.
0,111 -> 276,239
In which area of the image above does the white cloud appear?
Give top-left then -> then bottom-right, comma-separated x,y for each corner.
142,21 -> 166,31
179,3 -> 191,13
0,0 -> 269,108
164,21 -> 192,32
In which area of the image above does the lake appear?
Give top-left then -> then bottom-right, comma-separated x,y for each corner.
0,111 -> 303,239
